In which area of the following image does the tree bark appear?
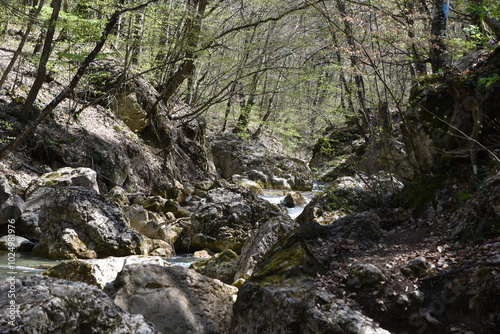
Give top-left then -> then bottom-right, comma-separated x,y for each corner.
430,0 -> 448,73
20,0 -> 62,121
0,0 -> 161,160
0,0 -> 46,91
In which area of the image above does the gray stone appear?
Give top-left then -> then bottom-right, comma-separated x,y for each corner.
405,256 -> 431,277
29,186 -> 148,259
0,275 -> 160,333
44,255 -> 170,289
0,235 -> 34,252
25,167 -> 100,198
182,185 -> 288,253
108,264 -> 238,334
190,249 -> 239,284
347,264 -> 386,290
283,191 -> 307,208
0,176 -> 25,226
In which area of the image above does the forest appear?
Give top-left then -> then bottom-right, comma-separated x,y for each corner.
0,1 -> 499,334
0,0 -> 497,156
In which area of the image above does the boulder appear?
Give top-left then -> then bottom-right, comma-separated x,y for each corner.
282,191 -> 307,208
211,133 -> 312,190
404,48 -> 500,173
403,256 -> 431,278
346,264 -> 386,290
44,255 -> 170,289
181,185 -> 287,253
110,91 -> 149,133
297,172 -> 403,225
25,167 -> 100,198
28,186 -> 148,259
0,176 -> 25,226
190,249 -> 239,284
0,275 -> 160,333
0,235 -> 34,252
452,171 -> 500,242
108,263 -> 238,334
235,215 -> 298,280
230,222 -> 391,334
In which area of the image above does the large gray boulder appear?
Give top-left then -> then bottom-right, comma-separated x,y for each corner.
0,275 -> 160,334
108,264 -> 238,334
235,215 -> 298,280
0,176 -> 25,226
29,186 -> 149,259
25,167 -> 100,198
181,185 -> 288,253
211,133 -> 312,190
230,222 -> 391,334
44,255 -> 170,289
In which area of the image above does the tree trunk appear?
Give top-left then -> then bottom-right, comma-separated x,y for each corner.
0,0 -> 46,91
430,0 -> 449,73
20,0 -> 62,121
0,1 -> 161,160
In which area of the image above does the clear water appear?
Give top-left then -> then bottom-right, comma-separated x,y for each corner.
0,252 -> 60,280
0,252 -> 201,280
259,189 -> 314,220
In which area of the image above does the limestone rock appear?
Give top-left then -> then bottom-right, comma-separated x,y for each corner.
0,275 -> 160,333
110,91 -> 149,133
283,191 -> 307,208
29,186 -> 147,259
0,235 -> 34,252
235,215 -> 298,280
44,255 -> 170,289
297,172 -> 402,225
404,256 -> 431,277
453,172 -> 500,242
190,249 -> 239,284
108,264 -> 238,334
211,133 -> 312,190
230,222 -> 391,334
25,167 -> 100,198
181,185 -> 287,253
0,176 -> 25,226
347,264 -> 386,290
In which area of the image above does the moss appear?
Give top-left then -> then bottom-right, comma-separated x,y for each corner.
397,173 -> 446,217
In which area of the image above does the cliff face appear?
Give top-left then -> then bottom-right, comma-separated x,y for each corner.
404,47 -> 500,174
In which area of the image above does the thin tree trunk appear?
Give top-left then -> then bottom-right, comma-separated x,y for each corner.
0,0 -> 160,160
430,0 -> 449,73
20,0 -> 62,121
0,0 -> 46,91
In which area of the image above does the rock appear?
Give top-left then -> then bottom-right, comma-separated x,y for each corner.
44,255 -> 170,289
0,275 -> 160,333
453,172 -> 500,242
283,191 -> 307,208
404,49 -> 500,173
25,167 -> 100,198
211,133 -> 312,190
230,223 -> 391,334
297,172 -> 402,225
140,196 -> 167,213
231,174 -> 263,194
193,249 -> 213,258
28,186 -> 148,259
346,264 -> 386,290
0,176 -> 25,226
108,263 -> 238,334
235,215 -> 298,280
110,91 -> 150,133
106,186 -> 129,206
181,185 -> 286,253
123,204 -> 151,236
0,235 -> 34,252
404,256 -> 431,277
164,200 -> 191,218
190,249 -> 239,284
